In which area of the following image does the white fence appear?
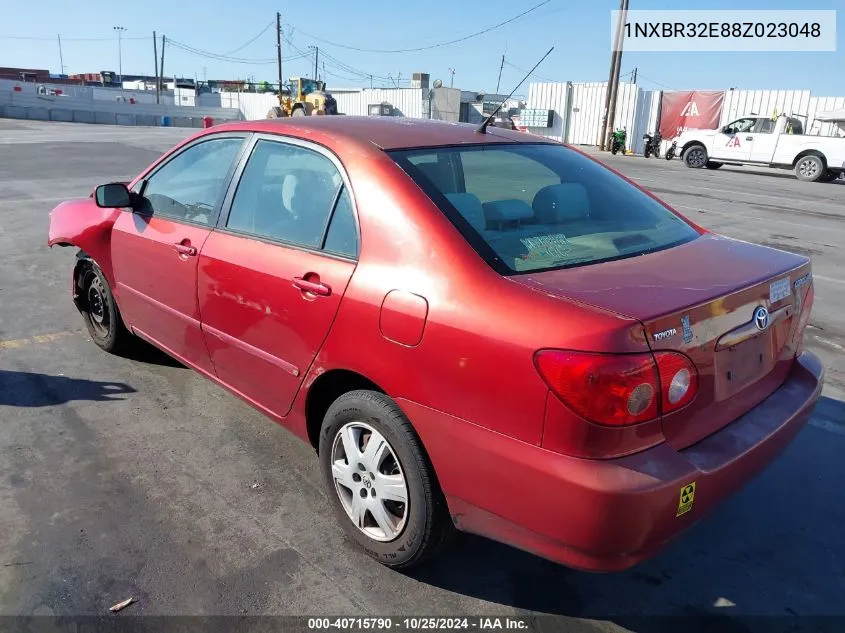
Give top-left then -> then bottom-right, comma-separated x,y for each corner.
3,75 -> 844,142
195,87 -> 426,120
524,84 -> 845,152
0,78 -> 240,127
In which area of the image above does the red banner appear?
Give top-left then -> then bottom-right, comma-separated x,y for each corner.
659,91 -> 724,139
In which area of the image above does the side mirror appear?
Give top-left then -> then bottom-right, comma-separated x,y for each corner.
95,183 -> 132,209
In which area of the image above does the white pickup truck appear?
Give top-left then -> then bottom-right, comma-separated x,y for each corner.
675,114 -> 845,182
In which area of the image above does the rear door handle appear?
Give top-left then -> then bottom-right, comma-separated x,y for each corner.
745,136 -> 754,141
293,277 -> 331,296
172,242 -> 197,256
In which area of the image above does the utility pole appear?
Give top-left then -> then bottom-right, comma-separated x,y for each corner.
602,0 -> 629,150
313,46 -> 319,81
632,67 -> 637,84
369,74 -> 373,89
159,34 -> 166,96
57,35 -> 65,75
276,12 -> 283,97
113,26 -> 127,85
153,31 -> 159,103
448,68 -> 455,88
599,0 -> 628,149
496,55 -> 505,93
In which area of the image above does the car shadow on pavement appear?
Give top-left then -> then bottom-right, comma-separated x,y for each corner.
121,340 -> 186,369
0,370 -> 136,407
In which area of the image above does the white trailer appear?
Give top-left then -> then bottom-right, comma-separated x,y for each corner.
674,113 -> 845,182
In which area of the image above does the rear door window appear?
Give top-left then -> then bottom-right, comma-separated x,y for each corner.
225,139 -> 346,251
391,144 -> 699,273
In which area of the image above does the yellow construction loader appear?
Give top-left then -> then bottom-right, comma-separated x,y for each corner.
267,77 -> 339,118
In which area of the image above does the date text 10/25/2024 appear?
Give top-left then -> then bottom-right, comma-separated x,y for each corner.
308,617 -> 530,630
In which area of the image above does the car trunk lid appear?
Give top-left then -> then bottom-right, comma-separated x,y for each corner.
512,234 -> 814,450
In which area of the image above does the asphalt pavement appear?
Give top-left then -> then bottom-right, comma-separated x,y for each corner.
1,120 -> 843,633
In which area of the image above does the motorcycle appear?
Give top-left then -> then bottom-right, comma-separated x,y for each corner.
665,140 -> 678,160
610,128 -> 627,155
642,131 -> 662,158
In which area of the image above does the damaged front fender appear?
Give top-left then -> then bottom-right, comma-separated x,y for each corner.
48,197 -> 122,287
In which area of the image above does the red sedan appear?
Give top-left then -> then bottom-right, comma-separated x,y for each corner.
48,117 -> 823,572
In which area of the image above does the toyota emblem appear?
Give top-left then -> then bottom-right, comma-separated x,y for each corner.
753,306 -> 770,331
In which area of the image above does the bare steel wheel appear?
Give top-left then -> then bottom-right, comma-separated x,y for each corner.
319,390 -> 455,568
76,257 -> 131,353
84,270 -> 110,338
331,421 -> 408,542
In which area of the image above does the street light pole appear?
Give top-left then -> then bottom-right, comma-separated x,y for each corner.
113,26 -> 127,85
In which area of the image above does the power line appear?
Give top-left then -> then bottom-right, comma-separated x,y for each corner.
221,21 -> 274,56
0,34 -> 148,41
286,0 -> 553,53
503,60 -> 559,84
281,32 -> 392,83
167,37 -> 309,65
636,73 -> 674,90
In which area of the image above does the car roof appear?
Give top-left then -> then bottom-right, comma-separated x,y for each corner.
214,116 -> 557,151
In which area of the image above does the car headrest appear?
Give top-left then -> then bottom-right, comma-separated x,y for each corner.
282,173 -> 298,211
533,183 -> 590,223
445,193 -> 486,232
483,199 -> 534,225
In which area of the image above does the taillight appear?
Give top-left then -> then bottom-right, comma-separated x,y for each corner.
535,350 -> 698,427
654,351 -> 698,413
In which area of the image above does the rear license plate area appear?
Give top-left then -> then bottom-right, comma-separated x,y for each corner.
715,332 -> 775,401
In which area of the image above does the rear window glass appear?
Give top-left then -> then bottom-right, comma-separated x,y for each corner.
390,144 -> 699,274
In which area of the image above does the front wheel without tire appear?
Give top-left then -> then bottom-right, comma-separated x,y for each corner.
795,155 -> 825,182
683,144 -> 708,168
319,390 -> 454,569
78,261 -> 131,353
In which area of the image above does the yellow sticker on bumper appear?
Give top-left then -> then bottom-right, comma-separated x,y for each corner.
677,482 -> 696,517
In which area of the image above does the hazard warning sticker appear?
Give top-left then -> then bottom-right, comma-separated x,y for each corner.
676,482 -> 696,517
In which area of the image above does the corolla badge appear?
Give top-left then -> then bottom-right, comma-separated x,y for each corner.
753,306 -> 770,331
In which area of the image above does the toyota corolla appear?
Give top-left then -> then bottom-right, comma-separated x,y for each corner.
48,117 -> 823,571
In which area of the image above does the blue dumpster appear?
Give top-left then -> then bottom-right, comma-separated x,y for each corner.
161,115 -> 171,127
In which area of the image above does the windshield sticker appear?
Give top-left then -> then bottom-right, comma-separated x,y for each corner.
681,314 -> 693,344
769,277 -> 790,303
520,234 -> 573,260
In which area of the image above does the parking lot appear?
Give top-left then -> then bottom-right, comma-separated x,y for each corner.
1,119 -> 844,631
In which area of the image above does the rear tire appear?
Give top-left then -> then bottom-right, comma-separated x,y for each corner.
643,146 -> 651,158
77,260 -> 131,354
267,106 -> 286,119
683,144 -> 708,168
794,155 -> 825,182
319,390 -> 454,569
705,161 -> 723,170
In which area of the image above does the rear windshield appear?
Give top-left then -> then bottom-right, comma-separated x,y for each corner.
390,143 -> 699,274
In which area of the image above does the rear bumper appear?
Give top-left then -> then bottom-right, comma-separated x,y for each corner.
402,350 -> 824,572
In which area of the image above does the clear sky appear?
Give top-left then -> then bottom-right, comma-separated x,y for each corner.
1,0 -> 843,96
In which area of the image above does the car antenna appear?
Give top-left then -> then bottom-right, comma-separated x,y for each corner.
476,46 -> 554,134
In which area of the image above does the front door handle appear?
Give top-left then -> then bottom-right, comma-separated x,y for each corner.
172,242 -> 197,256
745,136 -> 754,141
293,277 -> 331,296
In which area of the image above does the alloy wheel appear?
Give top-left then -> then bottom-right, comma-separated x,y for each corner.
330,421 -> 408,542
